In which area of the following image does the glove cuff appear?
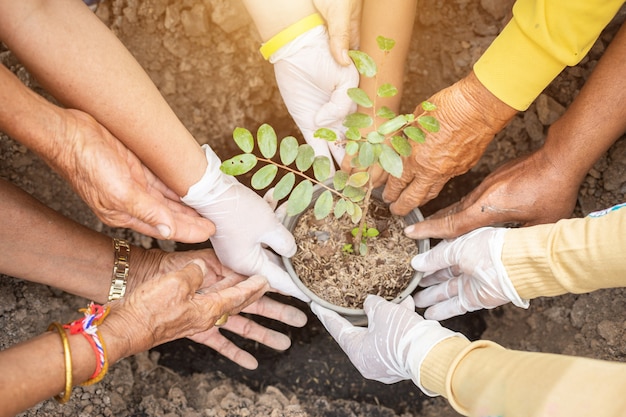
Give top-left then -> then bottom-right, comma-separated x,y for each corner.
181,144 -> 235,207
491,228 -> 530,309
260,13 -> 325,60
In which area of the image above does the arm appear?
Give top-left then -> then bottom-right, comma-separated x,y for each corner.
405,20 -> 626,239
0,261 -> 270,417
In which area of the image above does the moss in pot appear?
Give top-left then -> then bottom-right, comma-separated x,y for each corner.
220,36 -> 438,325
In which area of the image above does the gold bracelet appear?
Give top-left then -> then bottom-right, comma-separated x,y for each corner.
108,238 -> 130,301
48,322 -> 73,404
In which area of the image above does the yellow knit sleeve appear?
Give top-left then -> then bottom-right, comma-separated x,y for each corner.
474,0 -> 625,110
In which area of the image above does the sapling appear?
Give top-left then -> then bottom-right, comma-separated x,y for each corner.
221,35 -> 439,255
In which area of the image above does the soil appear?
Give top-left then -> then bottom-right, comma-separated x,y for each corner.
291,197 -> 418,310
1,1 -> 626,417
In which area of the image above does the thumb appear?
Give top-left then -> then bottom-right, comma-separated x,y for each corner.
259,223 -> 297,258
325,14 -> 351,66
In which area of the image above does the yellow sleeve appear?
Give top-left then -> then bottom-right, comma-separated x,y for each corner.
421,338 -> 626,417
474,0 -> 625,110
501,205 -> 626,299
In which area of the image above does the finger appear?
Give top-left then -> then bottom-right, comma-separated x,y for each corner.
423,296 -> 467,321
180,259 -> 208,293
258,256 -> 310,302
259,223 -> 297,258
310,302 -> 355,340
389,176 -> 446,216
199,274 -> 270,318
417,267 -> 457,287
410,242 -> 458,274
220,313 -> 293,351
414,279 -> 459,308
323,5 -> 352,65
242,296 -> 308,328
188,329 -> 258,370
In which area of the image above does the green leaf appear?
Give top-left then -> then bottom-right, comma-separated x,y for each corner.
273,172 -> 295,200
345,200 -> 355,216
365,227 -> 380,238
347,171 -> 370,188
251,164 -> 278,190
358,142 -> 375,168
376,35 -> 396,52
344,112 -> 373,129
333,170 -> 349,191
377,83 -> 398,98
279,136 -> 299,165
345,127 -> 361,141
348,50 -> 377,77
313,156 -> 332,182
391,135 -> 412,157
257,124 -> 277,158
366,131 -> 385,144
378,115 -> 409,135
379,145 -> 403,178
314,128 -> 337,142
343,185 -> 366,202
233,127 -> 254,153
220,154 -> 257,176
314,190 -> 333,219
345,141 -> 359,155
295,144 -> 315,171
376,106 -> 396,119
351,204 -> 363,224
418,115 -> 440,133
358,242 -> 368,255
286,180 -> 313,216
350,226 -> 360,237
347,87 -> 373,108
404,126 -> 426,143
421,100 -> 437,111
334,198 -> 348,218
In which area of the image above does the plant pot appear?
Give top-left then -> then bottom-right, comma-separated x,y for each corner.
281,181 -> 430,326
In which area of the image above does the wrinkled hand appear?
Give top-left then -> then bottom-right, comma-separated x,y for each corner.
313,0 -> 362,65
182,146 -> 309,302
404,148 -> 581,240
107,260 -> 270,355
129,247 -> 307,369
411,227 -> 529,321
383,71 -> 518,216
50,109 -> 215,243
270,25 -> 359,167
311,295 -> 461,395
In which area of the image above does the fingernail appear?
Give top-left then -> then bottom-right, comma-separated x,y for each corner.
157,224 -> 171,239
342,49 -> 350,66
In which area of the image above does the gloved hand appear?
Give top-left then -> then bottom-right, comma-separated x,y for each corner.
411,227 -> 529,321
311,295 -> 463,395
270,25 -> 359,168
403,149 -> 581,240
181,145 -> 309,302
382,71 -> 518,216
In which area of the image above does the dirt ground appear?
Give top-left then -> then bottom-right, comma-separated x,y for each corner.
1,1 -> 626,416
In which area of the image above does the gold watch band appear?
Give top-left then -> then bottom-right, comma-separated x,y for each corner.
108,238 -> 130,301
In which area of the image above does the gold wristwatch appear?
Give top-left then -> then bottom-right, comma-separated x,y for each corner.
108,238 -> 130,301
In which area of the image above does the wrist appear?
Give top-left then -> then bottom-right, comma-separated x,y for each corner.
461,71 -> 517,133
260,13 -> 325,60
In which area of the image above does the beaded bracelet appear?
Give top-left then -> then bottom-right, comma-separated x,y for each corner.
64,302 -> 111,385
48,322 -> 73,404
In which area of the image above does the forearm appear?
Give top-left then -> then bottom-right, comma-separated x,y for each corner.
474,0 -> 624,110
359,0 -> 417,118
503,207 -> 626,299
0,0 -> 206,196
242,0 -> 317,41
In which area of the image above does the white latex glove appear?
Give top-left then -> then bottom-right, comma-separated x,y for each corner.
411,227 -> 529,321
181,145 -> 309,302
311,295 -> 464,395
270,25 -> 359,168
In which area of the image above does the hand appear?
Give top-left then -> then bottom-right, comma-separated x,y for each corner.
411,227 -> 529,321
50,109 -> 215,243
313,0 -> 362,65
105,260 -> 270,355
181,146 -> 309,302
129,247 -> 307,369
311,295 -> 462,394
270,25 -> 359,167
404,148 -> 581,240
382,71 -> 518,215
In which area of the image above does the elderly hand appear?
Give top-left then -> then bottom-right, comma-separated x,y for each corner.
49,109 -> 215,243
383,71 -> 518,216
403,148 -> 581,240
270,25 -> 359,167
104,260 -> 270,356
311,295 -> 462,395
130,246 -> 308,369
411,227 -> 529,320
181,146 -> 308,302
